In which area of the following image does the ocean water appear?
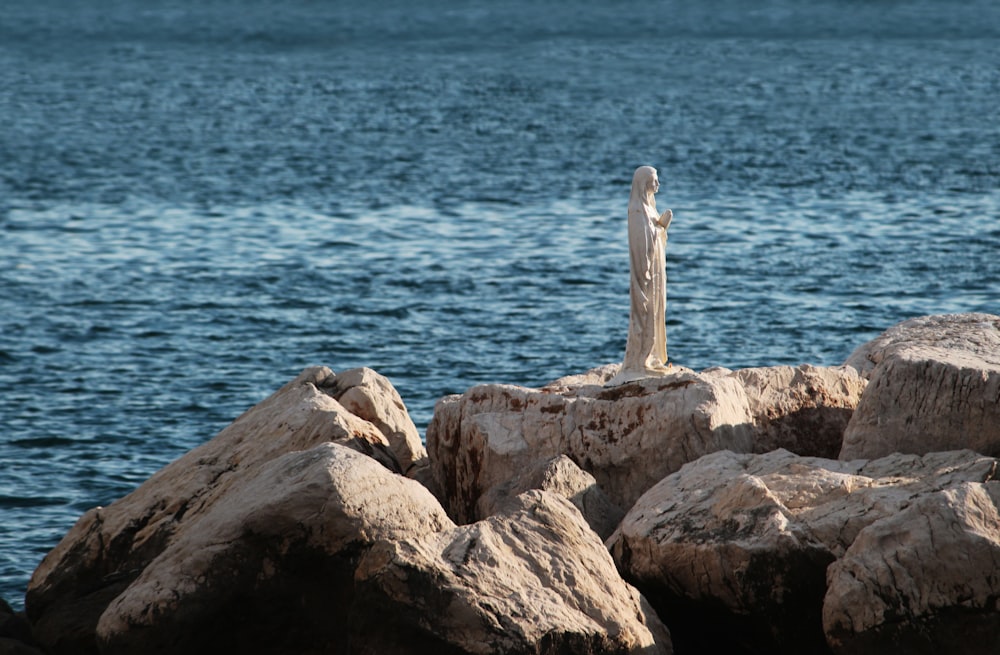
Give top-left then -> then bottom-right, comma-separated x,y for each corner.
1,0 -> 998,609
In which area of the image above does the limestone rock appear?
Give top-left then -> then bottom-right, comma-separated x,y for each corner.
26,366 -> 404,654
608,448 -> 1000,654
735,364 -> 867,458
326,366 -> 430,477
841,313 -> 1000,460
27,366 -> 672,655
543,363 -> 621,390
427,366 -> 755,523
429,361 -> 869,526
823,482 -> 1000,655
844,313 -> 1000,379
95,443 -> 453,654
352,489 -> 672,655
476,455 -> 625,540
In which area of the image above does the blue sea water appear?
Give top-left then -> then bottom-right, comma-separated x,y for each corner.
1,0 -> 998,609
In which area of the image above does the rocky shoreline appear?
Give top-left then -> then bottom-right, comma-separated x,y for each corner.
3,313 -> 999,654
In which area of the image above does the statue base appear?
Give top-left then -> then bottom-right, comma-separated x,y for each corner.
604,363 -> 672,387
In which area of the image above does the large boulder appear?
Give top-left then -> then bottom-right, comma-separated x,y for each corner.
428,363 -> 867,525
427,366 -> 755,524
25,366 -> 406,654
97,443 -> 452,654
608,448 -> 1000,654
823,481 -> 1000,655
353,489 -> 672,655
844,313 -> 1000,379
735,364 -> 867,459
841,313 -> 1000,459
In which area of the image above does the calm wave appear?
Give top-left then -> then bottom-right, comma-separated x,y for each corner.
2,0 -> 999,607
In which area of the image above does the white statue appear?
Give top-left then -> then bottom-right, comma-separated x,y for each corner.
608,166 -> 673,386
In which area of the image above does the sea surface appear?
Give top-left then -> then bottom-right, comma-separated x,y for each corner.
1,0 -> 999,609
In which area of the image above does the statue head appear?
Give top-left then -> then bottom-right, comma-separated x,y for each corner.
630,166 -> 659,208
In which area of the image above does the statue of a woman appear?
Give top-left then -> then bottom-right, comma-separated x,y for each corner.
608,165 -> 673,385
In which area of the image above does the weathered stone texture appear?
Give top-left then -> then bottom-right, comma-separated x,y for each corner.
427,367 -> 755,524
26,367 -> 405,654
844,313 -> 1000,379
735,364 -> 867,458
609,448 -> 1000,654
326,366 -> 430,477
429,362 -> 867,526
352,489 -> 672,655
96,443 -> 451,654
841,313 -> 1000,459
824,481 -> 1000,655
27,366 -> 668,655
476,454 -> 625,541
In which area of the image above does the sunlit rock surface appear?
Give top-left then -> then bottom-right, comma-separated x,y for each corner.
26,367 -> 667,655
476,454 -> 625,541
841,313 -> 1000,459
326,366 -> 430,477
96,443 -> 450,654
428,362 -> 865,525
823,481 -> 1000,655
608,448 -> 999,654
26,367 -> 408,654
427,365 -> 754,524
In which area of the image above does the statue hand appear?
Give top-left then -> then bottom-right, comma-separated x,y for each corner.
658,208 -> 673,229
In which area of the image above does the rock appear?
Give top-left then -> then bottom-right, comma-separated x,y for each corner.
95,443 -> 453,654
844,313 -> 1000,379
427,366 -> 755,523
735,364 -> 867,459
543,363 -> 621,390
823,481 -> 1000,655
840,313 -> 1000,460
428,361 -> 868,526
608,448 -> 1000,654
476,455 -> 625,540
0,600 -> 41,655
27,366 -> 671,655
26,366 -> 406,654
325,366 -> 430,478
352,489 -> 672,655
